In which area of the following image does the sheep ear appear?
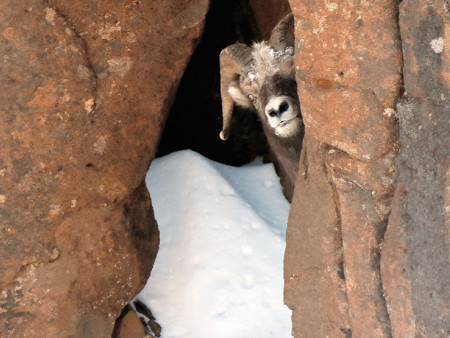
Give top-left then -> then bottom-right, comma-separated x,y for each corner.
219,44 -> 253,140
269,13 -> 295,50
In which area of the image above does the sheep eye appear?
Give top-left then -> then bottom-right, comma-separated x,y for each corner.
248,95 -> 257,105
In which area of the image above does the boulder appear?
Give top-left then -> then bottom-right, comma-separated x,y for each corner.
380,1 -> 450,336
287,0 -> 449,336
285,0 -> 402,336
0,0 -> 208,336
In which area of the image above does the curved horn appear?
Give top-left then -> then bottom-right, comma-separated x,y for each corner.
219,43 -> 253,140
269,13 -> 295,50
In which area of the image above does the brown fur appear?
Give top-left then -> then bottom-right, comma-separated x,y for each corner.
237,43 -> 302,201
220,14 -> 303,201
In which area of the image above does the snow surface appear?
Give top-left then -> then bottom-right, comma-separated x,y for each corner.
136,150 -> 292,338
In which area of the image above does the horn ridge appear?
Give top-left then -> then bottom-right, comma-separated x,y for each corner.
222,43 -> 254,70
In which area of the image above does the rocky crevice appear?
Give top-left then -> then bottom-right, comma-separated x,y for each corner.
44,0 -> 99,116
328,158 -> 394,337
323,154 -> 351,325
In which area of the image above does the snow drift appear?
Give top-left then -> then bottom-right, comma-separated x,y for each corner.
136,150 -> 292,337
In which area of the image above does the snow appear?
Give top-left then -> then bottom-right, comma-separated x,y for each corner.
136,150 -> 292,337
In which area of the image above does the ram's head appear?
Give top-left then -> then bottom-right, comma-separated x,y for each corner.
219,13 -> 301,140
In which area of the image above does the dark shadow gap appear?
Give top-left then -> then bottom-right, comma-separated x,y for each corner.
155,0 -> 270,167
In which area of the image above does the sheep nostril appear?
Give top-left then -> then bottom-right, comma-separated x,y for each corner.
279,101 -> 289,113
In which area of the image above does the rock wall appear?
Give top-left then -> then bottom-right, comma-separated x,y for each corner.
286,0 -> 449,337
381,1 -> 450,336
0,0 -> 208,336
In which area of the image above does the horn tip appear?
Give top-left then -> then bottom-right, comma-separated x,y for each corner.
219,130 -> 229,141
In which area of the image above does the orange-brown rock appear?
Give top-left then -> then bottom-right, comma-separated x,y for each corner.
287,0 -> 449,336
286,0 -> 402,336
284,136 -> 350,337
291,0 -> 401,160
0,0 -> 208,336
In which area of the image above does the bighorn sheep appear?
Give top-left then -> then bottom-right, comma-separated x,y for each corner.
219,13 -> 303,200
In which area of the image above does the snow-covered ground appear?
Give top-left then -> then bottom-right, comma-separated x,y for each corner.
136,150 -> 292,337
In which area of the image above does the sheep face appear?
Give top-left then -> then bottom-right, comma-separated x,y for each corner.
250,73 -> 301,138
219,13 -> 302,142
219,13 -> 303,200
226,44 -> 302,138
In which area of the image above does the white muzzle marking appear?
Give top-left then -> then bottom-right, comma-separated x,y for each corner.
264,96 -> 301,137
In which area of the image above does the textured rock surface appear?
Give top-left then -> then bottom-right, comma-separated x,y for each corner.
0,0 -> 208,336
286,0 -> 449,336
381,1 -> 450,337
284,137 -> 350,337
285,0 -> 402,336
